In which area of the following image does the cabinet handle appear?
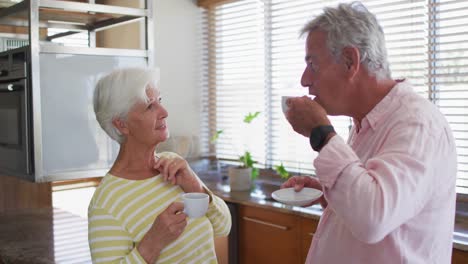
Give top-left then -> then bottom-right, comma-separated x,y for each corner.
242,216 -> 289,230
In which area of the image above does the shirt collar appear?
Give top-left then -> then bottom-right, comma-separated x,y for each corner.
353,79 -> 411,132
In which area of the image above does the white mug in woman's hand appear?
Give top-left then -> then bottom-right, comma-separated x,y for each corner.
182,193 -> 209,218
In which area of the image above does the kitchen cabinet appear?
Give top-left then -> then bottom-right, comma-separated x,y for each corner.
0,174 -> 51,212
300,216 -> 319,263
238,204 -> 319,264
453,248 -> 468,264
237,204 -> 468,264
0,0 -> 152,182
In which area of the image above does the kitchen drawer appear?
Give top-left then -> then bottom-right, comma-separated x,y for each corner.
239,205 -> 301,264
453,248 -> 468,264
300,217 -> 319,263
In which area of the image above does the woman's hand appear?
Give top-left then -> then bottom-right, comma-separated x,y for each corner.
137,202 -> 187,263
154,154 -> 204,193
281,176 -> 328,209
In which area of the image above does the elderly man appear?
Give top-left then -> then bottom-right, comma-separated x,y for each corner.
282,2 -> 457,264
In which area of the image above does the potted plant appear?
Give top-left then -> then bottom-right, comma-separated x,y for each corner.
211,112 -> 261,191
274,162 -> 290,180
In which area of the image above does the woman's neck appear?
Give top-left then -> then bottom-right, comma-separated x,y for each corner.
110,141 -> 159,180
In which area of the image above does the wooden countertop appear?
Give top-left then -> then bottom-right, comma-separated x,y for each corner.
0,176 -> 466,264
0,207 -> 91,264
204,179 -> 323,220
202,177 -> 468,252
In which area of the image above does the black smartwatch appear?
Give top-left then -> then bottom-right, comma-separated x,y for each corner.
309,125 -> 335,152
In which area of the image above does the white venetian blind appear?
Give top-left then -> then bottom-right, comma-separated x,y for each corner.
431,0 -> 468,194
270,0 -> 428,174
201,0 -> 267,165
270,0 -> 353,174
200,0 -> 468,194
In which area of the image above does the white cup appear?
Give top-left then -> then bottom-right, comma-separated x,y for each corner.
182,193 -> 209,218
282,96 -> 295,114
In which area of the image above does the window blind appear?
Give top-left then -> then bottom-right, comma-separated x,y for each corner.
200,0 -> 468,194
201,0 -> 267,166
431,0 -> 468,194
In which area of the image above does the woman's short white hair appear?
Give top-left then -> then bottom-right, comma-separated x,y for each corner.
93,67 -> 160,143
301,1 -> 391,79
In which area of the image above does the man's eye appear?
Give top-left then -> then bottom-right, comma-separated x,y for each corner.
147,103 -> 153,109
158,97 -> 162,103
309,63 -> 318,72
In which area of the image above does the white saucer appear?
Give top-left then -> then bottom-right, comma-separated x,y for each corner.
271,187 -> 323,206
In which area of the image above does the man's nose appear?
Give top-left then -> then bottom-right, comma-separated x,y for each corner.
301,68 -> 310,87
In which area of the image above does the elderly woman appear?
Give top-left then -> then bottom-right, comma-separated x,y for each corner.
88,67 -> 231,264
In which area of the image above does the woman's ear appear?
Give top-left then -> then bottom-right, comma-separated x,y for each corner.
342,46 -> 360,79
112,118 -> 129,136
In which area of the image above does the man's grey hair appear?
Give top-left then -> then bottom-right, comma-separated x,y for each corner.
93,67 -> 160,144
301,1 -> 391,79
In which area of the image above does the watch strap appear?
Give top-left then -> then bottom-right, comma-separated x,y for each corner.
309,125 -> 335,152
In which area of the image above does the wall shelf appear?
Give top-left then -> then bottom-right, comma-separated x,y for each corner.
0,0 -> 152,56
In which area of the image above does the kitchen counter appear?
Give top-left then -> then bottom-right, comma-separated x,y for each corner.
0,207 -> 90,264
200,175 -> 468,252
0,176 -> 466,264
203,178 -> 323,221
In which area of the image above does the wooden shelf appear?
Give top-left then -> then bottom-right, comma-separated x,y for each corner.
0,0 -> 146,30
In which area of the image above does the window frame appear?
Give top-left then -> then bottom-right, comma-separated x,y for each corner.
199,0 -> 468,200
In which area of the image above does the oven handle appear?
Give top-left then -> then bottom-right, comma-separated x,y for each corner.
0,83 -> 24,92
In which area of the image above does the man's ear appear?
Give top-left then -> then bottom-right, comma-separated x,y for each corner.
342,46 -> 360,79
112,118 -> 129,136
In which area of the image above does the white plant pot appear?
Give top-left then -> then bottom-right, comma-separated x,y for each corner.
228,167 -> 252,191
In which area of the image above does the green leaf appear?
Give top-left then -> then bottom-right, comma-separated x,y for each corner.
243,111 -> 261,124
239,151 -> 255,168
210,130 -> 223,143
251,168 -> 259,181
274,163 -> 290,179
239,151 -> 258,180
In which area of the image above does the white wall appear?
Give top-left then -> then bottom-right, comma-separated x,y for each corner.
153,0 -> 201,142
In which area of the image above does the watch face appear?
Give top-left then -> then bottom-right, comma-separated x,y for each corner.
310,130 -> 322,149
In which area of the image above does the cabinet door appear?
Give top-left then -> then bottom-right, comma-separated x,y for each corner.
239,205 -> 301,264
452,248 -> 468,264
300,217 -> 319,263
39,53 -> 146,181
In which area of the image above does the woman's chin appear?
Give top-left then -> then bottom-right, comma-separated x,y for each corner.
159,129 -> 170,142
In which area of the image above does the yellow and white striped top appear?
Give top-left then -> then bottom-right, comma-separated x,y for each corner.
88,167 -> 231,263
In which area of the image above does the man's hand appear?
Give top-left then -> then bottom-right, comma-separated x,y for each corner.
281,176 -> 328,209
285,96 -> 331,137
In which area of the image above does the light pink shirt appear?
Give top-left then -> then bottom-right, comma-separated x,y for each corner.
307,81 -> 457,264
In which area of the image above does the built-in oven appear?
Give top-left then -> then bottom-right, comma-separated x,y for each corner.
0,47 -> 33,179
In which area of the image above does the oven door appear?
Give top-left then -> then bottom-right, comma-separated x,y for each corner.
0,78 -> 33,178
